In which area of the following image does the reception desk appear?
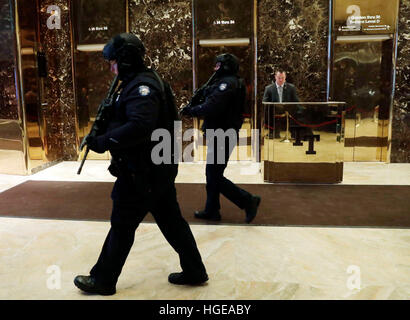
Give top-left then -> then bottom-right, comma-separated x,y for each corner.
262,102 -> 346,183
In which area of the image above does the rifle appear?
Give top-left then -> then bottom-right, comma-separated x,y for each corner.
77,75 -> 119,174
183,72 -> 218,113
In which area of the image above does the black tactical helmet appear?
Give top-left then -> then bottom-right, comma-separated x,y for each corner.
103,33 -> 146,77
215,53 -> 239,75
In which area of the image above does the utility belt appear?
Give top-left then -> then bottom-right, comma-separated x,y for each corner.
108,148 -> 153,175
109,155 -> 177,187
201,120 -> 240,136
108,151 -> 149,178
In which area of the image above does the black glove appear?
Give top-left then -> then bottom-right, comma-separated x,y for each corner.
84,134 -> 108,154
179,105 -> 192,117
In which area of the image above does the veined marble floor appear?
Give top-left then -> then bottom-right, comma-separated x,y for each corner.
0,161 -> 409,300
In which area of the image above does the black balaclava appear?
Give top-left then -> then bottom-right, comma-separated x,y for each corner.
103,33 -> 146,81
215,53 -> 239,77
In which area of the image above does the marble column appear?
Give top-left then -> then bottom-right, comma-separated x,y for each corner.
129,0 -> 194,153
38,0 -> 77,161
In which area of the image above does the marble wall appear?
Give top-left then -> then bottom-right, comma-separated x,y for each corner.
39,0 -> 77,161
257,0 -> 329,103
0,0 -> 19,120
129,0 -> 194,148
391,0 -> 410,163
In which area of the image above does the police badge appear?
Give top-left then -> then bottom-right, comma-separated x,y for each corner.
218,83 -> 228,91
138,85 -> 151,96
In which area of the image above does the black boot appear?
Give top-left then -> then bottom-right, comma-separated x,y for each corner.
245,195 -> 261,223
74,275 -> 116,296
168,272 -> 209,285
194,210 -> 221,221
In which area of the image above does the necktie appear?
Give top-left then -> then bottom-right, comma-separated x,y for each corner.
278,86 -> 283,103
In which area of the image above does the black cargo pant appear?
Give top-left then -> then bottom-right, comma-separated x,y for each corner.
90,163 -> 206,286
204,135 -> 252,214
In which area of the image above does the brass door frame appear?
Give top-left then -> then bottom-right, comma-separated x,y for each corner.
13,0 -> 52,174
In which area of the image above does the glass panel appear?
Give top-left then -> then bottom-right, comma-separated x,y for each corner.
262,102 -> 345,183
331,39 -> 394,161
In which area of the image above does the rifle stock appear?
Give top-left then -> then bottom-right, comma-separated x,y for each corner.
190,71 -> 217,107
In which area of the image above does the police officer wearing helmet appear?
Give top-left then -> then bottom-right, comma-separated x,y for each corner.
181,53 -> 261,223
74,33 -> 208,295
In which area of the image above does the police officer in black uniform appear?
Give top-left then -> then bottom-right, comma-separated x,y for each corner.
181,53 -> 261,223
74,33 -> 208,295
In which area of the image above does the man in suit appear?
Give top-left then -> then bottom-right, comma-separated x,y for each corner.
262,70 -> 299,139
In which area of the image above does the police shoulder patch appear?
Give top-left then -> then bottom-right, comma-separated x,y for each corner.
218,82 -> 228,91
138,85 -> 151,96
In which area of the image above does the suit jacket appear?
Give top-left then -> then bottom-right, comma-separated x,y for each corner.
262,82 -> 299,103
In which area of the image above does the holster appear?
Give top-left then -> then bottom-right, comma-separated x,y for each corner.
108,158 -> 122,177
108,156 -> 139,184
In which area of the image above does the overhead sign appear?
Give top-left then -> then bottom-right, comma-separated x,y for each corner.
73,0 -> 126,45
334,0 -> 399,34
195,0 -> 252,39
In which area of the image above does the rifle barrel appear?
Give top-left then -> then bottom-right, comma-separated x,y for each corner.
77,147 -> 90,175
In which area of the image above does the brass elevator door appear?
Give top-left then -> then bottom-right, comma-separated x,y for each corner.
331,38 -> 394,162
193,0 -> 256,161
330,0 -> 399,162
71,0 -> 127,160
16,0 -> 49,171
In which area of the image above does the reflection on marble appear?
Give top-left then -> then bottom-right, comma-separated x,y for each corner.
38,0 -> 77,161
0,217 -> 408,300
391,0 -> 410,163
